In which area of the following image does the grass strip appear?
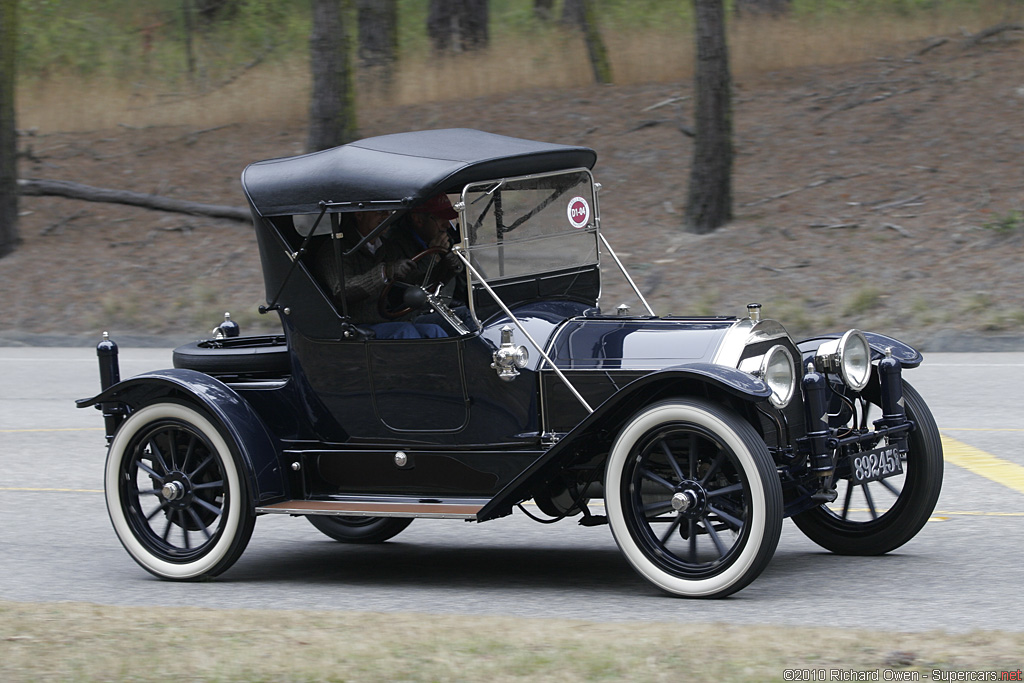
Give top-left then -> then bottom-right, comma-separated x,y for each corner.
1,599 -> 1020,682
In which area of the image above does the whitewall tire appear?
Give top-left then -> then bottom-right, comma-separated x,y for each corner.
605,399 -> 783,598
105,402 -> 254,580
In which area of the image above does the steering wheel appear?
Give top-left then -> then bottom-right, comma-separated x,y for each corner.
378,247 -> 449,320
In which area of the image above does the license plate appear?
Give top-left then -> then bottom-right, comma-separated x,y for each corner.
848,445 -> 904,485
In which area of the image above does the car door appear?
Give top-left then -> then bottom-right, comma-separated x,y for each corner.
366,337 -> 469,434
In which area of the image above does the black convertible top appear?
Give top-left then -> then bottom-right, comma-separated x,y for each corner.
241,128 -> 597,217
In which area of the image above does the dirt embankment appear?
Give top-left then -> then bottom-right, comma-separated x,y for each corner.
3,40 -> 1023,349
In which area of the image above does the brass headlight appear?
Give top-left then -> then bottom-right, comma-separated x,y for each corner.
815,329 -> 871,391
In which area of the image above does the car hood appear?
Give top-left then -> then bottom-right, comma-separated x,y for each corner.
548,317 -> 736,370
480,303 -> 737,372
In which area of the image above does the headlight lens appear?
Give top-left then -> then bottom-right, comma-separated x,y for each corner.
815,329 -> 872,391
761,345 -> 796,408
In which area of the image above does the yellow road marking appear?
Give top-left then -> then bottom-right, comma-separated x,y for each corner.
0,427 -> 104,433
941,435 -> 1024,496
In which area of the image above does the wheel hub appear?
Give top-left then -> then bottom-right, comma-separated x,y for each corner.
671,491 -> 694,512
159,474 -> 193,509
672,481 -> 708,520
161,480 -> 185,501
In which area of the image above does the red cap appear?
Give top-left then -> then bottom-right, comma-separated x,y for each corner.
413,193 -> 458,220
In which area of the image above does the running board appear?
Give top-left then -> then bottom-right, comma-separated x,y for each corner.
256,495 -> 489,520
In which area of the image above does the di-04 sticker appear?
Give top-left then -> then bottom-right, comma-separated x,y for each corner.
567,196 -> 590,229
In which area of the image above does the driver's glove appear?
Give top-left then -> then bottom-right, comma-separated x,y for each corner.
384,258 -> 416,283
442,251 -> 464,274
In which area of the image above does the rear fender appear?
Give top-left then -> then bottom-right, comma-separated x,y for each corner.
77,369 -> 286,505
477,364 -> 772,521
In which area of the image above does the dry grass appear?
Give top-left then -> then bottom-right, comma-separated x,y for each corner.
16,5 -> 1015,133
1,600 -> 1022,682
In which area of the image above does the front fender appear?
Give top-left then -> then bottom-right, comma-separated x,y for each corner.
477,364 -> 771,521
798,331 -> 922,368
77,369 -> 286,505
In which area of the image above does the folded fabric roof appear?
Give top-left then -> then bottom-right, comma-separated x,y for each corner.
242,128 -> 597,217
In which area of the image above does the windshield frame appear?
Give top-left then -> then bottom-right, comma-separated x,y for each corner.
456,167 -> 602,323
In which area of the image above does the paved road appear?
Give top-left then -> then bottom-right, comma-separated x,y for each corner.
1,347 -> 1022,632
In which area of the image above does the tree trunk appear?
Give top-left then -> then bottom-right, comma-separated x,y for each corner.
734,0 -> 791,17
561,0 -> 585,25
427,0 -> 489,54
561,0 -> 612,84
534,0 -> 554,22
0,0 -> 18,259
580,0 -> 612,85
463,0 -> 489,49
194,0 -> 241,24
357,0 -> 397,96
308,0 -> 356,152
182,0 -> 196,82
684,0 -> 733,234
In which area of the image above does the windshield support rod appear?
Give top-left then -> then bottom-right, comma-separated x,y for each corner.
329,212 -> 349,319
452,247 -> 594,415
260,204 -> 328,314
599,232 -> 655,316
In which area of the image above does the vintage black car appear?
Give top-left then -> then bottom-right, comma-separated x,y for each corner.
78,129 -> 943,598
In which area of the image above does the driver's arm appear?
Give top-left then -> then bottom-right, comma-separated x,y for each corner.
344,259 -> 414,303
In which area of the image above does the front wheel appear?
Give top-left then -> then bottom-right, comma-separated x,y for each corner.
105,401 -> 255,580
791,380 -> 942,555
306,515 -> 412,543
605,399 -> 783,598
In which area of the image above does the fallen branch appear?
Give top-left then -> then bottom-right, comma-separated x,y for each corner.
809,222 -> 859,230
641,95 -> 688,112
40,210 -> 88,236
870,194 -> 926,212
17,178 -> 251,222
916,36 -> 949,56
102,123 -> 238,160
964,23 -> 1023,48
743,173 -> 867,208
817,87 -> 921,122
627,119 -> 670,133
883,223 -> 914,238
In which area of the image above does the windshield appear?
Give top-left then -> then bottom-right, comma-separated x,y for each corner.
460,169 -> 599,282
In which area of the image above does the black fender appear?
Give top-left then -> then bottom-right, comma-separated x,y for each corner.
798,331 -> 922,368
477,363 -> 772,521
76,369 -> 287,505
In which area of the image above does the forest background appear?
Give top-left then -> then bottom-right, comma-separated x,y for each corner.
4,0 -> 1024,348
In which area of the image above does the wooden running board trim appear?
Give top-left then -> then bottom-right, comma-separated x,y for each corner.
256,499 -> 485,520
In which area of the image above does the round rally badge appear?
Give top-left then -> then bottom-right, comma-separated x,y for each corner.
567,196 -> 590,229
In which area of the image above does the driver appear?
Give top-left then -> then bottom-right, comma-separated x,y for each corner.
390,193 -> 464,284
311,209 -> 446,339
387,194 -> 476,334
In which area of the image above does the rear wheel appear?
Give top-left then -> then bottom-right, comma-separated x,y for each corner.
105,402 -> 255,580
792,380 -> 942,555
605,399 -> 783,598
306,515 -> 412,543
